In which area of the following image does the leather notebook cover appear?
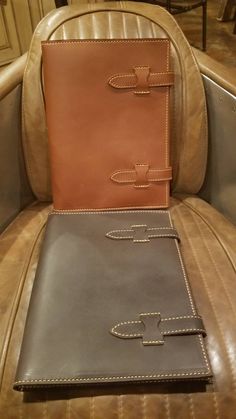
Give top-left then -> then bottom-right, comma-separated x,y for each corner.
14,211 -> 211,390
42,39 -> 174,210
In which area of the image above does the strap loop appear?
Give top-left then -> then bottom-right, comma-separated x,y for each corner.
111,165 -> 172,188
108,67 -> 174,94
106,225 -> 180,243
110,313 -> 206,346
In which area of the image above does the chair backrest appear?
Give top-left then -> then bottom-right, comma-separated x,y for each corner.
22,1 -> 207,201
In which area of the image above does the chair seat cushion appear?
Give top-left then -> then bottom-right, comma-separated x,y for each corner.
0,196 -> 236,418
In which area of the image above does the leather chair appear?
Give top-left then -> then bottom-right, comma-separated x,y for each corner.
0,2 -> 236,417
54,0 -> 207,50
146,0 -> 208,50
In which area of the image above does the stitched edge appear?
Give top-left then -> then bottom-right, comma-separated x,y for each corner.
111,328 -> 205,338
51,210 -> 169,215
168,212 -> 211,373
174,200 -> 236,384
105,226 -> 179,240
111,315 -> 205,338
108,71 -> 174,89
164,315 -> 202,321
42,38 -> 170,208
111,319 -> 142,337
111,168 -> 172,175
14,368 -> 211,388
14,376 -> 209,390
133,90 -> 150,94
165,328 -> 205,334
165,40 -> 169,206
133,184 -> 150,188
42,39 -> 170,46
51,204 -> 169,212
17,210 -> 210,386
111,168 -> 172,184
168,213 -> 196,314
106,226 -> 176,234
106,233 -> 179,241
147,234 -> 179,239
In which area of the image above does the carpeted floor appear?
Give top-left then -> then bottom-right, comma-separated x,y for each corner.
174,0 -> 236,71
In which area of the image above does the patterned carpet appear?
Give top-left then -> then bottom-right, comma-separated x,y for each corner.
174,0 -> 236,71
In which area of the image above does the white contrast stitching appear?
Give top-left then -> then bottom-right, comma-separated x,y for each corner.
165,395 -> 171,419
163,315 -> 201,321
108,71 -> 173,89
51,210 -> 169,215
189,395 -> 195,419
40,211 -> 210,379
106,234 -> 178,241
134,91 -> 150,94
14,368 -> 211,387
168,212 -> 196,315
111,328 -> 204,338
164,328 -> 205,334
42,39 -> 170,46
111,315 -> 204,337
197,335 -> 211,372
106,226 -> 179,241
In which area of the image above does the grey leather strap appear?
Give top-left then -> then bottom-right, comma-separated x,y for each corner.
106,226 -> 180,243
111,313 -> 206,346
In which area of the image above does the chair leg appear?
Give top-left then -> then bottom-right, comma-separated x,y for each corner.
202,1 -> 207,51
233,9 -> 236,34
55,0 -> 68,8
166,0 -> 171,13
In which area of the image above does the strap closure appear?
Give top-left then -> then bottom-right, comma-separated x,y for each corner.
106,225 -> 180,243
111,164 -> 172,188
110,313 -> 206,346
108,66 -> 174,95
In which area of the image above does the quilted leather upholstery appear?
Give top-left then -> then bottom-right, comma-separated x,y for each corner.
1,2 -> 236,418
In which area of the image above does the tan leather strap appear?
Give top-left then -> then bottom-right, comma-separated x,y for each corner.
111,164 -> 172,188
111,313 -> 206,346
108,66 -> 174,95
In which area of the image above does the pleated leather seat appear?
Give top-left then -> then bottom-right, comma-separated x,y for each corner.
0,2 -> 236,418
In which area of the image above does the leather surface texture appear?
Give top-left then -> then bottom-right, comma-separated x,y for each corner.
22,2 -> 208,201
199,75 -> 236,225
193,47 -> 236,97
0,85 -> 34,233
42,39 -> 173,210
0,53 -> 27,101
1,196 -> 236,417
14,210 -> 210,389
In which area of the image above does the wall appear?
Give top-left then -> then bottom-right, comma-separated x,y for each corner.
0,0 -> 55,66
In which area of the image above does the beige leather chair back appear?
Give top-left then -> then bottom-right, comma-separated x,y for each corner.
22,1 -> 207,201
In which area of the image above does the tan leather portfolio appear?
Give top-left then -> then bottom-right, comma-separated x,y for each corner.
14,210 -> 211,390
42,39 -> 174,210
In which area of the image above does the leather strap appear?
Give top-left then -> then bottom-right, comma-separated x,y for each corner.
106,225 -> 180,243
111,313 -> 206,346
111,164 -> 172,188
108,66 -> 174,95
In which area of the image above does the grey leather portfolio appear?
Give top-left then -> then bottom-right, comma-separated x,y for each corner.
14,210 -> 211,390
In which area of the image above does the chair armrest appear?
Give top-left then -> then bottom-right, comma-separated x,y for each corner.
193,48 -> 236,224
193,48 -> 236,96
0,53 -> 34,232
0,53 -> 27,101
